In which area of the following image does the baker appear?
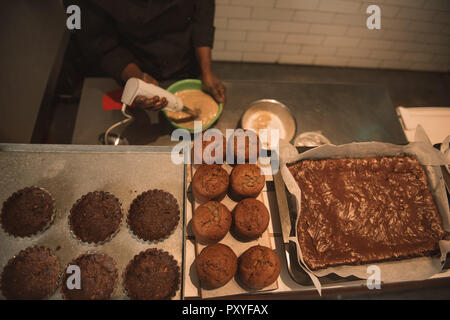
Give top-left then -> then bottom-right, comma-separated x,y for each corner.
66,0 -> 226,110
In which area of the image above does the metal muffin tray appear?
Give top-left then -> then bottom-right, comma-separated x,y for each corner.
0,144 -> 186,300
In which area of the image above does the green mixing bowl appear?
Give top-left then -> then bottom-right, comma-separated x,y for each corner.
162,79 -> 223,133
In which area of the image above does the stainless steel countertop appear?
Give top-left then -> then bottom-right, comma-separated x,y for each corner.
72,77 -> 407,146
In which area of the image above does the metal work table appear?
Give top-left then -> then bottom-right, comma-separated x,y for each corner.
72,78 -> 407,145
44,78 -> 450,298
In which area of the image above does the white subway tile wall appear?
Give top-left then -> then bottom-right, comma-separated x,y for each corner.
212,0 -> 450,71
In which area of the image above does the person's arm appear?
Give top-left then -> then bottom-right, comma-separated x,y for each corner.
119,63 -> 167,110
192,0 -> 226,103
195,47 -> 225,104
120,63 -> 158,85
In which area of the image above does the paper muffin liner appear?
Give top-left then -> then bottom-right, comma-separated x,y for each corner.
0,246 -> 62,300
68,191 -> 124,247
126,189 -> 181,245
122,248 -> 180,300
60,250 -> 119,300
0,186 -> 57,239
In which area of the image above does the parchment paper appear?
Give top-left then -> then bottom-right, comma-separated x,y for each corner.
280,141 -> 450,294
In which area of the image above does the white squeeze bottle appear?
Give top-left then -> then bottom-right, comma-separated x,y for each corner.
121,78 -> 199,116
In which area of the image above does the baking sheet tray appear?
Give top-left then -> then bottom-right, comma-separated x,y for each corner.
183,161 -> 278,299
0,144 -> 185,300
277,142 -> 450,293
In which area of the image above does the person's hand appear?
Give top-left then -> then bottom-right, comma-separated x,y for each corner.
121,63 -> 159,85
201,71 -> 226,104
135,95 -> 168,111
140,72 -> 158,86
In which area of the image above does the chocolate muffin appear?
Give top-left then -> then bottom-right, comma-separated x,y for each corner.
192,201 -> 232,245
1,187 -> 55,237
229,164 -> 265,200
192,164 -> 229,203
289,156 -> 446,270
229,129 -> 260,163
237,245 -> 280,290
232,198 -> 269,241
196,243 -> 237,289
61,253 -> 118,300
128,189 -> 180,242
123,248 -> 180,300
192,131 -> 227,165
1,247 -> 60,300
69,191 -> 123,244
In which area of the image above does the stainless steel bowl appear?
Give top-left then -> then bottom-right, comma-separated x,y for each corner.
241,99 -> 297,149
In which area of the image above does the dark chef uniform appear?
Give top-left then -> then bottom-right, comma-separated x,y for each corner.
67,0 -> 215,81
